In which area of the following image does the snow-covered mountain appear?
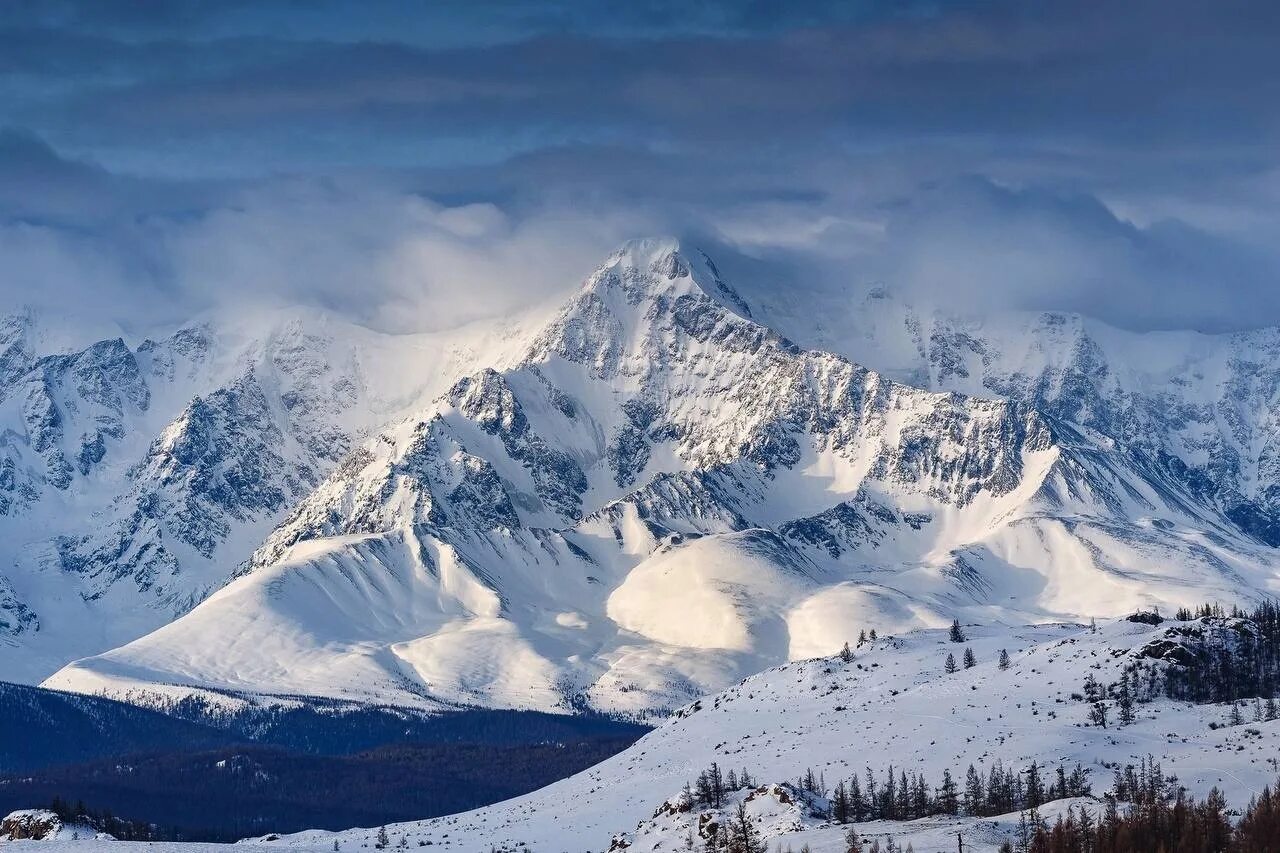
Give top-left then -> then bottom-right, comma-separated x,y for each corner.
0,305 -> 531,681
754,282 -> 1280,550
257,614 -> 1280,852
40,239 -> 1280,715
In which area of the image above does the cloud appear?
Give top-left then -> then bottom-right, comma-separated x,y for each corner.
0,129 -> 1277,338
6,0 -> 1277,175
156,180 -> 652,331
0,158 -> 656,334
859,178 -> 1280,332
0,1 -> 1276,335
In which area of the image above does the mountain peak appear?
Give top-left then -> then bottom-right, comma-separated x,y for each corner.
581,237 -> 752,319
526,237 -> 762,378
610,235 -> 683,263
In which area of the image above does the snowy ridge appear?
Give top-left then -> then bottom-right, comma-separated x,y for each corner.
43,239 -> 1280,715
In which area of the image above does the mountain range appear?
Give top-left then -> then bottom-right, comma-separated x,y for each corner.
0,238 -> 1276,717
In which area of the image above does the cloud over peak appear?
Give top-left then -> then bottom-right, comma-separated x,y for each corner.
0,1 -> 1276,335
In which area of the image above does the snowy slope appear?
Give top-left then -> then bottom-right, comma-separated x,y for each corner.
260,616 -> 1280,853
44,239 -> 1280,715
0,305 -> 533,682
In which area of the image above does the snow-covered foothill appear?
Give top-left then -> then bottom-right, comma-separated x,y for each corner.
260,615 -> 1280,852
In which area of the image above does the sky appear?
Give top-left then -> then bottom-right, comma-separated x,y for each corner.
0,0 -> 1277,334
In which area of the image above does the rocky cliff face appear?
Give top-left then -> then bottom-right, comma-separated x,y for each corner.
43,240 -> 1280,716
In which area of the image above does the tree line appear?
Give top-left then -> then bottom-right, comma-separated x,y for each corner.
1025,781 -> 1279,853
47,795 -> 160,841
1161,601 -> 1280,705
688,759 -> 1092,824
1072,601 -> 1280,730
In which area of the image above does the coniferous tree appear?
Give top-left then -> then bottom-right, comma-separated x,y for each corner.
1025,762 -> 1045,810
833,781 -> 852,824
729,801 -> 766,853
840,642 -> 854,662
696,770 -> 715,807
910,771 -> 929,818
1237,784 -> 1279,852
999,649 -> 1011,670
945,653 -> 959,674
1054,764 -> 1069,801
844,825 -> 863,853
710,762 -> 725,807
883,766 -> 896,820
937,769 -> 959,815
950,619 -> 966,643
964,647 -> 977,669
1068,764 -> 1091,798
964,765 -> 984,816
849,774 -> 866,821
1118,671 -> 1136,725
865,768 -> 879,821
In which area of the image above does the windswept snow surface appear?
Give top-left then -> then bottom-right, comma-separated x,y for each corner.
43,239 -> 1280,715
262,618 -> 1280,852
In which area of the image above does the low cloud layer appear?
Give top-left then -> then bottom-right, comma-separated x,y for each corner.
0,1 -> 1276,336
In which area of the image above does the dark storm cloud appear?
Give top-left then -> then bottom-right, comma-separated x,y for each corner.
0,0 -> 1276,333
8,0 -> 1277,158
